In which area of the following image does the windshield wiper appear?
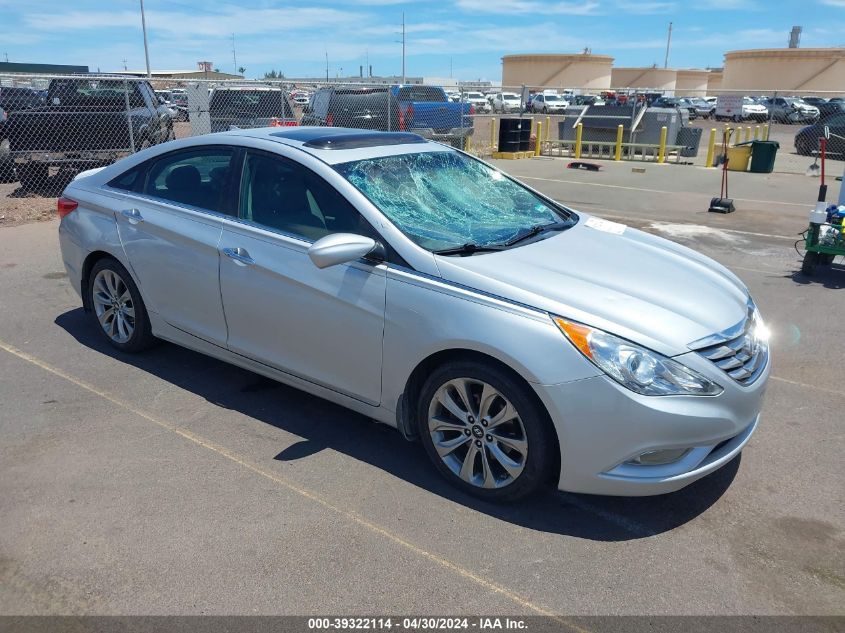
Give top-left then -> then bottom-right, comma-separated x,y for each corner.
503,221 -> 571,247
433,243 -> 506,256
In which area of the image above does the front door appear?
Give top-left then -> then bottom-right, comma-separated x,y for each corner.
218,149 -> 386,405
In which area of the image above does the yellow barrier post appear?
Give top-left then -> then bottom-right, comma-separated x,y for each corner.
705,128 -> 717,168
575,122 -> 583,159
753,125 -> 760,140
657,125 -> 667,164
464,134 -> 471,152
545,116 -> 551,142
763,123 -> 769,141
745,126 -> 752,142
535,121 -> 542,157
614,124 -> 624,161
489,118 -> 496,151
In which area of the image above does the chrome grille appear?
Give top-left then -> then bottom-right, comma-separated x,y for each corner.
693,317 -> 768,386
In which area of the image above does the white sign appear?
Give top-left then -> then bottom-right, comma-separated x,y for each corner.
716,95 -> 743,117
585,217 -> 626,235
187,83 -> 211,136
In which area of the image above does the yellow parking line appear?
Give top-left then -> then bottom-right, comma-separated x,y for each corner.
0,338 -> 589,631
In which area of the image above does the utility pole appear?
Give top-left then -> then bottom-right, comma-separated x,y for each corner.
122,58 -> 128,71
231,34 -> 237,73
450,57 -> 453,79
664,21 -> 672,69
3,52 -> 8,63
401,12 -> 406,84
325,50 -> 329,82
139,0 -> 151,78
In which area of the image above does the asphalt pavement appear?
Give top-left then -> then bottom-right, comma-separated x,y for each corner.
0,158 -> 843,619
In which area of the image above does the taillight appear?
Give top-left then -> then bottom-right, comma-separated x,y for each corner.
326,113 -> 334,127
398,107 -> 406,131
57,197 -> 78,219
469,104 -> 475,115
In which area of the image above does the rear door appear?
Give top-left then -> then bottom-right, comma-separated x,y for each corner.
112,145 -> 238,345
218,149 -> 386,404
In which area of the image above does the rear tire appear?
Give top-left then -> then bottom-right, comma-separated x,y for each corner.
416,361 -> 556,502
801,251 -> 819,276
87,257 -> 157,353
18,162 -> 48,190
796,137 -> 815,156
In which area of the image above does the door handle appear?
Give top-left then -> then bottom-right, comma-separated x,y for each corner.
222,247 -> 255,266
120,208 -> 143,224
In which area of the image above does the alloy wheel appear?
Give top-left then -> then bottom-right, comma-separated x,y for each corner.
92,269 -> 135,344
427,377 -> 528,489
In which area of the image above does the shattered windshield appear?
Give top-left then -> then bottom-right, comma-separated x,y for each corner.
334,151 -> 575,251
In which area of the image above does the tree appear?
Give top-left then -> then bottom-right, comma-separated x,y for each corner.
238,66 -> 246,76
263,69 -> 285,79
214,67 -> 221,73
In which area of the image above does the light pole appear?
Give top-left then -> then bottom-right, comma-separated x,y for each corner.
401,12 -> 406,84
139,0 -> 151,78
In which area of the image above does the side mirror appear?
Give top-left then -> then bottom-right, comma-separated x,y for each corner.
307,233 -> 382,269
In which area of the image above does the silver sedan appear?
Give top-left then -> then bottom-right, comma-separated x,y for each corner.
57,127 -> 769,501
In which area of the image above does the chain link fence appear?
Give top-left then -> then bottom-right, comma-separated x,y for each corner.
1,73 -> 844,219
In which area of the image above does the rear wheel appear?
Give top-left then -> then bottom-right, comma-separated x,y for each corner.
796,137 -> 815,156
417,362 -> 556,502
88,258 -> 157,352
18,162 -> 48,190
801,251 -> 819,276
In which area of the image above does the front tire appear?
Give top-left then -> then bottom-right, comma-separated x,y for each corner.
417,362 -> 556,502
88,257 -> 157,352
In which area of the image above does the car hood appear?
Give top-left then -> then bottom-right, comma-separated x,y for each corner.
434,215 -> 750,356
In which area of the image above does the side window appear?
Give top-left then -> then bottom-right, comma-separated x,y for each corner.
108,164 -> 146,192
144,148 -> 236,214
239,151 -> 372,243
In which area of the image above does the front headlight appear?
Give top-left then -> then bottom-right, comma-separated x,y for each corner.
553,317 -> 723,396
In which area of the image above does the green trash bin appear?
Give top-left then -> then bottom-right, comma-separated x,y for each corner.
748,140 -> 779,173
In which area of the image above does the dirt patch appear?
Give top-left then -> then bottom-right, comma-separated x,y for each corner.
0,183 -> 58,227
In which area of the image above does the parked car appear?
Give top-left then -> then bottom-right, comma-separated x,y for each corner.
155,89 -> 188,121
800,96 -> 844,119
651,97 -> 697,120
685,98 -> 715,119
531,93 -> 568,113
462,91 -> 490,113
56,127 -> 769,501
0,86 -> 44,112
209,87 -> 296,132
289,90 -> 311,105
301,87 -> 403,131
761,97 -> 819,124
491,92 -> 522,113
6,78 -> 173,189
571,95 -> 603,106
795,111 -> 845,156
390,85 -> 474,147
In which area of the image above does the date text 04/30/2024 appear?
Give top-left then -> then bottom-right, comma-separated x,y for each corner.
307,618 -> 529,630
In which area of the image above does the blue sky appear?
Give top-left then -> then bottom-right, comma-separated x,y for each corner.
0,0 -> 841,81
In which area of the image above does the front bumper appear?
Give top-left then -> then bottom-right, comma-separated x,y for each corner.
533,350 -> 769,496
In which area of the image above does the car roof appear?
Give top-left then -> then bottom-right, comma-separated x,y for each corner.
225,127 -> 451,164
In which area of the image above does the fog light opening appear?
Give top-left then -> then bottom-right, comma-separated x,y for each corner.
626,448 -> 692,466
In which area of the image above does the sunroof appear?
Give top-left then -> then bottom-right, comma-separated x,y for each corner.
300,132 -> 427,150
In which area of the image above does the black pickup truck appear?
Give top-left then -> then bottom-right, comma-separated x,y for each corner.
7,78 -> 173,189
